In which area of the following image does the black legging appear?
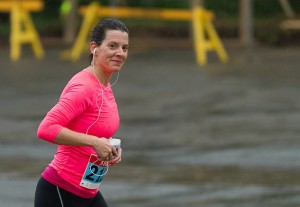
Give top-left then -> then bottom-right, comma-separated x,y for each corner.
34,177 -> 108,207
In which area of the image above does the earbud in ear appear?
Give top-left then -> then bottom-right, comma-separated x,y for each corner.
93,48 -> 97,54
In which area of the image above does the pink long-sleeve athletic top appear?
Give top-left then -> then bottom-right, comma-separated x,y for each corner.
37,68 -> 120,198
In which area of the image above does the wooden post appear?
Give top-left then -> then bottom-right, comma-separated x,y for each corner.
240,0 -> 254,49
279,0 -> 295,18
62,0 -> 79,44
191,0 -> 204,7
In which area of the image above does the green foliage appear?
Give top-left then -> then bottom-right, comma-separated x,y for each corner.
205,0 -> 239,19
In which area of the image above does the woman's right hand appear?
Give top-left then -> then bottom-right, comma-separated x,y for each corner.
52,129 -> 118,161
92,137 -> 118,161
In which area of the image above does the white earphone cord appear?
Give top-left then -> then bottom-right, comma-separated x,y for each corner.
85,71 -> 119,176
86,71 -> 119,135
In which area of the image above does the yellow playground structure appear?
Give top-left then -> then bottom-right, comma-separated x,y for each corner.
64,2 -> 228,66
0,0 -> 45,61
1,1 -> 229,65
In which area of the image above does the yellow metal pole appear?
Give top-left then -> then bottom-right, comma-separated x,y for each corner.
69,3 -> 229,65
10,2 -> 44,61
22,7 -> 44,59
79,6 -> 193,20
65,2 -> 99,61
192,6 -> 229,65
10,2 -> 21,61
0,0 -> 43,11
192,6 -> 206,65
204,17 -> 229,63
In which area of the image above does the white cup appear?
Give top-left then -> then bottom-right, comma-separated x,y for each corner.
109,138 -> 121,149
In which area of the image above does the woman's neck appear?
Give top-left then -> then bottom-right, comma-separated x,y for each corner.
89,65 -> 111,86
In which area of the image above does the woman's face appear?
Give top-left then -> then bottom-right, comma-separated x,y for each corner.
94,30 -> 129,73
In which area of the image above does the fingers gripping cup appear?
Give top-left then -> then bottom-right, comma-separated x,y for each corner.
109,138 -> 121,150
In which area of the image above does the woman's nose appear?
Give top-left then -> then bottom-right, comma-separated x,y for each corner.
116,47 -> 126,56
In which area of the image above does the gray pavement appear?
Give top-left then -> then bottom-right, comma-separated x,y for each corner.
1,38 -> 300,207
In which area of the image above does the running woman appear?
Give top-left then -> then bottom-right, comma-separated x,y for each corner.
34,18 -> 129,207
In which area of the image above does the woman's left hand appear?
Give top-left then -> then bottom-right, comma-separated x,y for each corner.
109,147 -> 122,166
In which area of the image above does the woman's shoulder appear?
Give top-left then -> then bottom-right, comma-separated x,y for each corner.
70,68 -> 91,81
63,69 -> 95,94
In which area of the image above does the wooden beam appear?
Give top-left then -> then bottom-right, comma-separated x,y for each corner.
281,19 -> 300,30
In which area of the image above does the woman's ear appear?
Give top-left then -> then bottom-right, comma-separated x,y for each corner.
90,41 -> 97,54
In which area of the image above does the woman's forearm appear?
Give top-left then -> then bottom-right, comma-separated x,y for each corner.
54,128 -> 96,147
53,128 -> 116,161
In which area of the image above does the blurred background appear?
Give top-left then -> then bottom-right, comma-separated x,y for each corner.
2,0 -> 300,47
0,0 -> 300,207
